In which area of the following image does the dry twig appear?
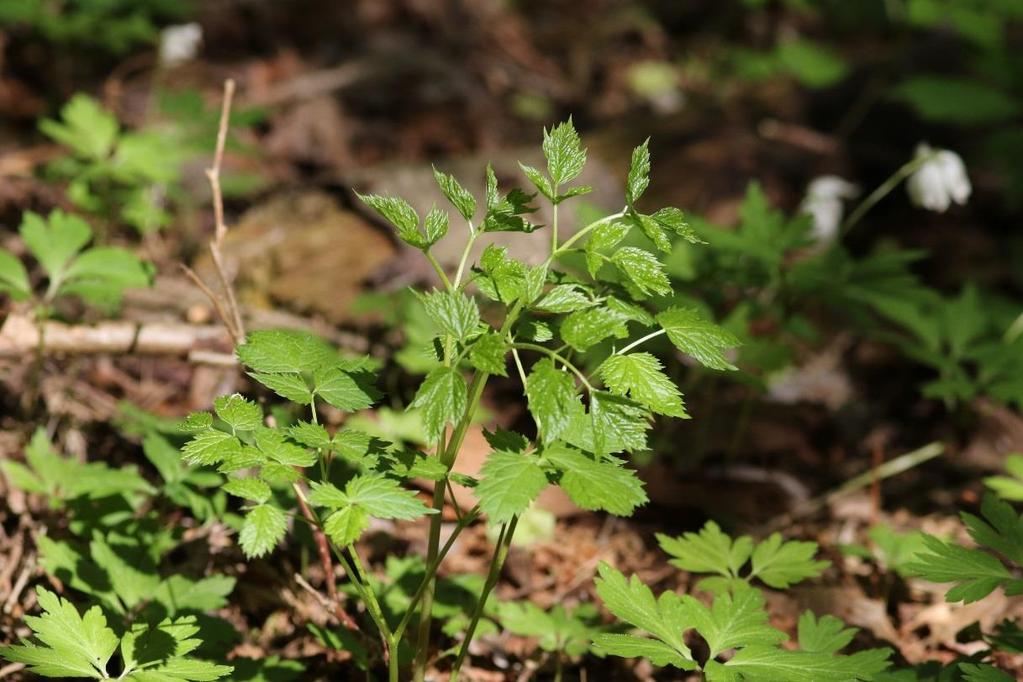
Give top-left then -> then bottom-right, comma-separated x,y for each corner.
184,79 -> 246,345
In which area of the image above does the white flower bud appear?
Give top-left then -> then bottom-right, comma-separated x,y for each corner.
906,143 -> 971,213
799,175 -> 859,243
159,23 -> 203,68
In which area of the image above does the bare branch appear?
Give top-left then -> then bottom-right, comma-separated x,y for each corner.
186,78 -> 247,346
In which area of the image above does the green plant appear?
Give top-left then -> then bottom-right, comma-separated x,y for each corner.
0,429 -> 240,680
40,94 -> 187,234
593,521 -> 892,680
169,118 -> 738,682
496,601 -> 606,680
0,0 -> 190,55
0,587 -> 231,680
0,209 -> 150,314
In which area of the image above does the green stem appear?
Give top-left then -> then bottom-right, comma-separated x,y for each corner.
394,506 -> 479,641
615,328 -> 665,355
545,208 -> 626,266
840,152 -> 936,237
511,342 -> 593,391
550,187 -> 560,256
448,517 -> 519,681
453,225 -> 478,289
413,302 -> 525,682
425,250 -> 453,291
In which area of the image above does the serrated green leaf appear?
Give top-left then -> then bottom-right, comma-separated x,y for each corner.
213,394 -> 262,432
612,247 -> 671,298
89,537 -> 160,610
287,421 -> 331,450
560,306 -> 629,352
556,185 -> 593,204
423,206 -> 449,246
142,433 -> 184,484
239,504 -> 287,558
20,210 -> 91,281
355,192 -> 425,248
308,481 -> 349,508
222,477 -> 271,504
180,412 -> 213,432
688,587 -> 786,658
151,574 -> 236,615
626,139 -> 651,206
323,506 -> 369,547
907,534 -> 1013,603
588,391 -> 650,456
0,250 -> 30,299
469,332 -> 509,376
482,165 -> 538,233
249,372 -> 312,404
432,167 -> 476,220
657,307 -> 740,370
749,533 -> 829,589
592,633 -> 696,668
60,246 -> 150,302
475,245 -> 529,303
707,644 -> 892,682
543,118 -> 586,186
313,367 -> 376,411
216,445 -> 265,473
255,428 -> 317,467
519,162 -> 554,200
535,284 -> 596,313
985,453 -> 1023,501
592,562 -> 695,668
631,211 -> 671,253
797,612 -> 857,654
236,329 -> 336,374
657,521 -> 754,581
546,446 -> 646,515
959,663 -> 1016,682
526,358 -> 581,444
419,289 -> 480,341
962,494 -> 1023,565
598,352 -> 687,417
410,366 -> 467,445
346,475 -> 433,520
651,206 -> 701,244
39,94 -> 119,159
0,586 -> 118,679
181,429 -> 241,466
476,450 -> 548,524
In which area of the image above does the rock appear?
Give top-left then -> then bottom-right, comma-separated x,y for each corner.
198,190 -> 394,323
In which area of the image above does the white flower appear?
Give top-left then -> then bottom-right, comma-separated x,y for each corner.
799,175 -> 859,243
159,23 -> 203,68
906,143 -> 971,213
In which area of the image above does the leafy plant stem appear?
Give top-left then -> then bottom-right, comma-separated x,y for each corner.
511,342 -> 594,392
413,372 -> 490,681
551,185 -> 560,256
414,301 -> 526,681
448,516 -> 519,681
545,208 -> 626,266
393,505 -> 479,641
841,151 -> 938,237
291,483 -> 359,631
330,543 -> 394,665
616,329 -> 666,355
426,251 -> 453,291
511,347 -> 529,386
453,225 -> 478,288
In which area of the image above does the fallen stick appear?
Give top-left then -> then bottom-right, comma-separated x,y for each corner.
0,313 -> 231,360
761,441 -> 945,534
